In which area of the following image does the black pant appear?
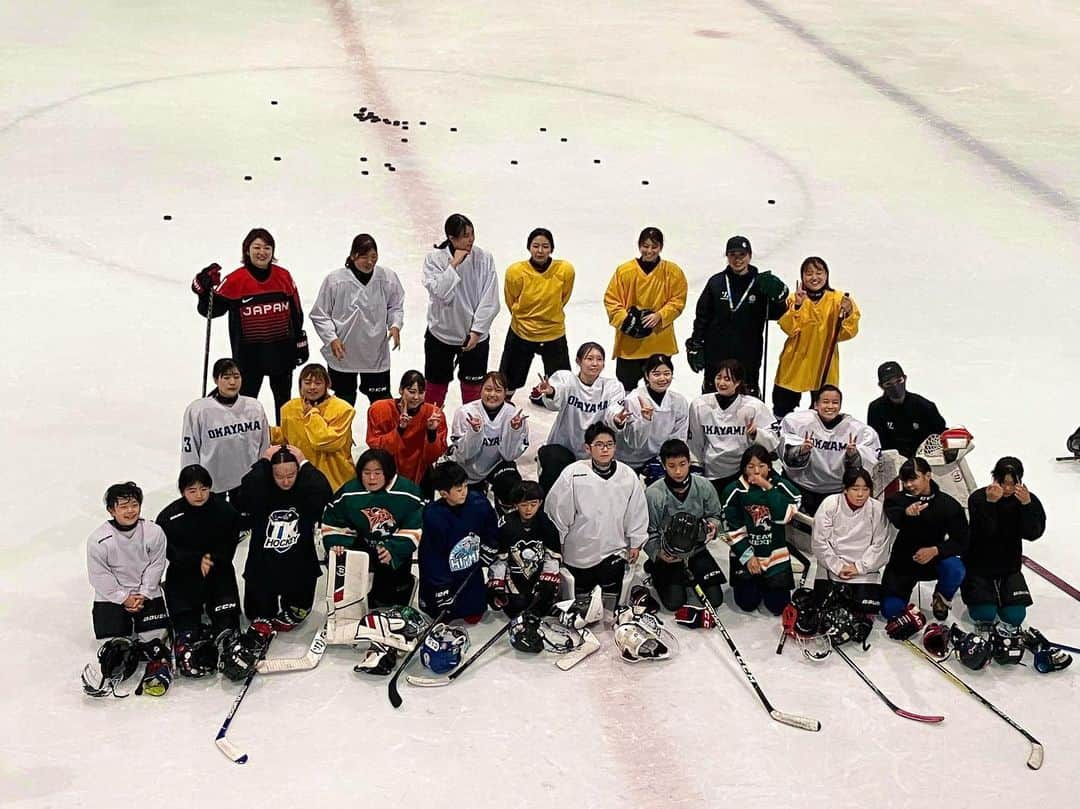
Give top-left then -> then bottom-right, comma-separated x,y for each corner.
773,385 -> 821,420
499,330 -> 571,392
92,597 -> 170,640
566,555 -> 626,600
468,461 -> 522,509
369,563 -> 416,609
424,329 -> 490,386
243,574 -> 318,621
651,552 -> 725,611
241,370 -> 293,424
615,357 -> 648,392
327,367 -> 392,408
164,564 -> 242,634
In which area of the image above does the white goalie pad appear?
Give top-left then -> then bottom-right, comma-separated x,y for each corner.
918,429 -> 977,514
325,550 -> 370,641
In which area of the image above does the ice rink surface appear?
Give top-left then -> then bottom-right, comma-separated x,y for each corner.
2,2 -> 1079,807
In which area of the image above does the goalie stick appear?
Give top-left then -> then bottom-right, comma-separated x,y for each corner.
256,558 -> 345,673
215,634 -> 274,765
388,566 -> 481,708
1022,555 -> 1080,603
832,644 -> 943,723
687,567 -> 820,732
904,640 -> 1043,770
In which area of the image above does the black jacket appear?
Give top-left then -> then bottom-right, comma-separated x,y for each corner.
965,488 -> 1046,576
866,392 -> 946,459
691,266 -> 786,374
884,481 -> 969,575
156,495 -> 241,584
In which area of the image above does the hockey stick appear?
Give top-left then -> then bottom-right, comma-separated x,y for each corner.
687,567 -> 820,732
903,640 -> 1043,769
833,645 -> 943,723
761,304 -> 770,399
1022,555 -> 1080,602
776,540 -> 812,655
256,625 -> 327,673
215,634 -> 274,765
816,292 -> 850,392
388,566 -> 481,708
201,287 -> 215,396
406,619 -> 513,688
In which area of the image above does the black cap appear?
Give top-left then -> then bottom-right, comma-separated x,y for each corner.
877,361 -> 904,384
725,235 -> 751,255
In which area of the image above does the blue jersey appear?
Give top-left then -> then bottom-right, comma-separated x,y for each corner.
418,492 -> 497,620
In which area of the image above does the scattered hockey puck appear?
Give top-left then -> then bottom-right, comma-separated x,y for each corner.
560,137 -> 568,142
593,159 -> 601,164
388,166 -> 396,172
540,127 -> 547,132
450,127 -> 457,132
402,120 -> 409,125
273,156 -> 281,161
767,199 -> 775,204
384,162 -> 392,167
510,160 -> 518,165
402,125 -> 409,130
244,175 -> 252,181
401,138 -> 408,143
163,215 -> 172,220
361,170 -> 369,175
360,156 -> 368,162
393,120 -> 400,126
641,180 -> 650,185
383,118 -> 391,123
270,100 -> 278,105
419,120 -> 427,125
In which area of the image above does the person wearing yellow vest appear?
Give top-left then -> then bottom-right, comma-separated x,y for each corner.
772,256 -> 860,418
499,227 -> 575,403
272,363 -> 357,492
603,227 -> 688,391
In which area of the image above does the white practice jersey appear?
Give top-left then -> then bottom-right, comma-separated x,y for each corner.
86,518 -> 167,603
422,245 -> 500,344
542,371 -> 626,459
811,493 -> 892,584
780,410 -> 880,494
604,383 -> 690,468
309,265 -> 405,374
544,460 -> 648,568
181,395 -> 270,493
687,393 -> 778,479
447,400 -> 530,484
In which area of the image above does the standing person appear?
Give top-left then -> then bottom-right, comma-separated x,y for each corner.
84,482 -> 172,697
811,468 -> 892,638
421,213 -> 500,406
772,256 -> 860,419
881,457 -> 968,622
487,480 -> 563,618
499,227 -> 575,403
181,358 -> 270,505
720,445 -> 801,616
366,370 -> 448,491
308,233 -> 404,408
779,385 -> 880,517
603,227 -> 688,392
866,361 -> 946,459
644,439 -> 725,614
236,445 -> 333,631
447,371 -> 530,510
157,465 -> 243,678
605,353 -> 690,483
273,363 -> 356,492
191,228 -> 306,423
418,461 -> 498,623
687,359 -> 778,497
544,423 -> 649,601
321,448 -> 425,609
534,342 -> 626,492
687,235 -> 789,397
961,457 -> 1057,664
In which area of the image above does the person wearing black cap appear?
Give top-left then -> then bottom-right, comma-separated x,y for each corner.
687,235 -> 788,397
866,361 -> 945,459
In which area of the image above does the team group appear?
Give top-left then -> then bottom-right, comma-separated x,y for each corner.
82,215 -> 1069,697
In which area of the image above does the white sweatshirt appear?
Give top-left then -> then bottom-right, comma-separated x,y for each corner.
811,493 -> 892,584
422,245 -> 500,344
687,393 -> 778,479
181,395 -> 270,493
604,383 -> 690,468
86,519 -> 167,603
447,400 -> 530,484
544,460 -> 649,568
309,265 -> 405,374
780,410 -> 880,495
542,370 -> 626,459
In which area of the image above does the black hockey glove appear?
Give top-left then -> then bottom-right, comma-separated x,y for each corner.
685,337 -> 706,374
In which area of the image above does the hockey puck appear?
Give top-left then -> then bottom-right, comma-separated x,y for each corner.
450,127 -> 457,132
361,170 -> 369,175
419,120 -> 427,125
767,199 -> 775,204
388,166 -> 396,172
244,175 -> 252,181
402,126 -> 409,130
163,215 -> 172,220
270,100 -> 278,105
540,127 -> 547,132
593,159 -> 601,164
401,138 -> 408,143
384,162 -> 391,167
641,180 -> 649,185
510,159 -> 518,165
393,120 -> 400,126
360,156 -> 367,162
382,118 -> 390,123
273,156 -> 281,161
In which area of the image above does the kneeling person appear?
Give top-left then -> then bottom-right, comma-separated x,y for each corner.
487,480 -> 562,618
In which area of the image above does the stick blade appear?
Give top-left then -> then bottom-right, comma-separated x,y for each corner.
388,680 -> 403,708
215,736 -> 248,764
770,709 -> 821,732
405,674 -> 451,688
895,709 -> 945,724
1027,742 -> 1044,770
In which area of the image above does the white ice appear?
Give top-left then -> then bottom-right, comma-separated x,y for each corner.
2,2 -> 1079,807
